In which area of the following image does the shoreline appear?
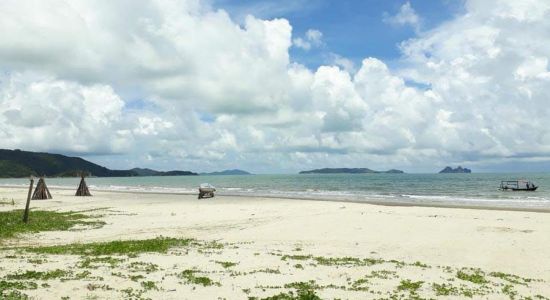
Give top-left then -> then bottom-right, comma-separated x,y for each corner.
2,185 -> 550,214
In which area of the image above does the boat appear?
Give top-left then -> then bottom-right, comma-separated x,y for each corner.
198,183 -> 216,199
500,180 -> 538,191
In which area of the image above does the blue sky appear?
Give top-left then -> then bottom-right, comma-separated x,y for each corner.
214,0 -> 464,69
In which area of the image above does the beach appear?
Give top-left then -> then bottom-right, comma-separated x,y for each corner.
1,186 -> 549,299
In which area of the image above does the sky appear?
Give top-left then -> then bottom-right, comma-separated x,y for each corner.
1,0 -> 550,173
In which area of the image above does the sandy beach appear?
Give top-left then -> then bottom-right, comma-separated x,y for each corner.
1,186 -> 549,299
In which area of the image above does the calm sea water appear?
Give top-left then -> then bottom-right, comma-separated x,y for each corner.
1,173 -> 549,209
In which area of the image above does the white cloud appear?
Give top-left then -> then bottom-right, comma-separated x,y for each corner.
1,0 -> 550,172
293,29 -> 323,51
0,72 -> 130,154
383,2 -> 421,31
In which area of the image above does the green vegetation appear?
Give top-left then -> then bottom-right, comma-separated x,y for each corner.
0,290 -> 30,300
0,149 -> 137,177
489,272 -> 535,285
78,256 -> 125,269
0,149 -> 197,177
397,279 -> 424,293
25,237 -> 193,256
0,280 -> 38,291
0,210 -> 104,243
6,269 -> 69,281
456,269 -> 488,284
215,261 -> 238,268
282,254 -> 384,267
128,262 -> 159,273
1,235 -> 547,299
178,269 -> 219,287
0,160 -> 35,178
254,281 -> 322,300
140,281 -> 158,291
412,261 -> 429,268
432,283 -> 459,296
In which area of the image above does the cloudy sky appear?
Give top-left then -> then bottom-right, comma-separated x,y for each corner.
1,0 -> 549,173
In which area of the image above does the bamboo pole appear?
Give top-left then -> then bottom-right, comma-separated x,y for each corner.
23,176 -> 34,223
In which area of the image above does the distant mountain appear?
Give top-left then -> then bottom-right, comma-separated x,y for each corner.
130,168 -> 197,176
439,166 -> 472,173
201,169 -> 252,176
299,168 -> 404,174
0,149 -> 197,178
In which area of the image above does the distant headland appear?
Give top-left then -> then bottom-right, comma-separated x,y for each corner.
0,149 -> 197,178
299,168 -> 404,174
439,166 -> 472,173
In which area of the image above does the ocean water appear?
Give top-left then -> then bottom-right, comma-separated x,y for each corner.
1,173 -> 549,209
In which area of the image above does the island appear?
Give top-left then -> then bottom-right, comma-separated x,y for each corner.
0,149 -> 197,177
439,166 -> 471,173
200,169 -> 252,175
299,168 -> 404,174
130,168 -> 198,176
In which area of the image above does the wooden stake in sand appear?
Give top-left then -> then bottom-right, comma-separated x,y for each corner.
32,176 -> 52,200
23,176 -> 34,223
75,174 -> 92,196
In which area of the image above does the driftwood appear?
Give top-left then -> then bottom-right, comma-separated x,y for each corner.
75,174 -> 92,196
32,177 -> 52,200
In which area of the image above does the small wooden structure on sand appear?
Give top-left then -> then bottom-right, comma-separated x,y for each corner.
32,177 -> 52,200
75,174 -> 92,196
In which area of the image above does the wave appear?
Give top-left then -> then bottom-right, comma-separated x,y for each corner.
2,181 -> 549,209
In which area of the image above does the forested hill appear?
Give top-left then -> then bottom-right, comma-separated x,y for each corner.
0,149 -> 197,178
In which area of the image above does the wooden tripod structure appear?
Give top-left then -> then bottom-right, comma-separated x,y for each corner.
75,174 -> 92,196
32,177 -> 52,200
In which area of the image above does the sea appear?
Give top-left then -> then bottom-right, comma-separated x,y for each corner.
1,173 -> 549,209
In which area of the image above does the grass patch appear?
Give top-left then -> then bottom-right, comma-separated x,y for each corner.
397,279 -> 423,292
457,269 -> 488,284
141,281 -> 159,291
78,256 -> 125,269
128,262 -> 159,273
254,280 -> 322,300
178,269 -> 219,287
0,280 -> 38,291
0,210 -> 105,243
5,269 -> 70,281
281,254 -> 384,267
215,261 -> 238,268
432,283 -> 459,296
24,237 -> 193,256
0,290 -> 30,300
489,272 -> 534,285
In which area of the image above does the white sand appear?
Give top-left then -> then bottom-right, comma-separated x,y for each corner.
1,187 -> 549,299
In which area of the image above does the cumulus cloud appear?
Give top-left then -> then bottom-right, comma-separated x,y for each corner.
383,2 -> 421,31
0,0 -> 549,172
293,29 -> 323,51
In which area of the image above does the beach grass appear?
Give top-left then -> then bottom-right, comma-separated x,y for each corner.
24,237 -> 194,256
0,210 -> 105,243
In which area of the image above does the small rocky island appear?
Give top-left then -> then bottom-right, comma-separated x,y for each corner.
439,166 -> 471,173
299,168 -> 404,174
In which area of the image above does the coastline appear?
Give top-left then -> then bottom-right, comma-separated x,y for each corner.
2,184 -> 549,214
1,186 -> 550,298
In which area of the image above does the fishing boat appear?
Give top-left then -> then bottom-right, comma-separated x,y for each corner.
500,180 -> 538,191
198,183 -> 216,199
